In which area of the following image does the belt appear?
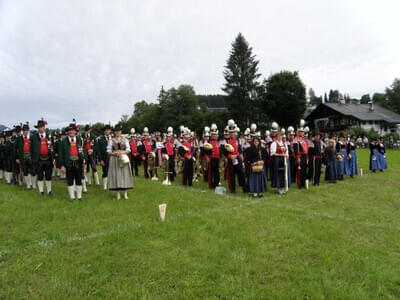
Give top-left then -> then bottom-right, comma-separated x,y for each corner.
70,155 -> 79,161
23,153 -> 31,159
39,155 -> 49,160
312,155 -> 322,159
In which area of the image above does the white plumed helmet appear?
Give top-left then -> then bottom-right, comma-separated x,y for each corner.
250,123 -> 257,132
130,128 -> 135,134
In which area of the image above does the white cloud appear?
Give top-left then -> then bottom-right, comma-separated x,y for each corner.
0,0 -> 399,127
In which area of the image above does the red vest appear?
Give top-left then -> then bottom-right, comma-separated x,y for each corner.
165,141 -> 174,156
130,140 -> 138,154
23,137 -> 30,153
39,137 -> 49,156
143,140 -> 152,153
183,141 -> 192,158
276,142 -> 286,155
70,139 -> 78,156
211,140 -> 220,158
86,137 -> 91,150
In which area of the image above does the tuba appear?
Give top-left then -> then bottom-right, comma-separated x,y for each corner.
162,154 -> 171,185
148,151 -> 158,180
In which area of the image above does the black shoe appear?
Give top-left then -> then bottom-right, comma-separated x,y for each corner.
78,198 -> 82,202
48,191 -> 52,196
257,193 -> 263,198
40,192 -> 44,196
69,198 -> 75,202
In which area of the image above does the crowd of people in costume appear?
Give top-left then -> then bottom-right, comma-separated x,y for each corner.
0,118 -> 388,200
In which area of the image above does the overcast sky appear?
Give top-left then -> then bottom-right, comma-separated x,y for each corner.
1,0 -> 399,128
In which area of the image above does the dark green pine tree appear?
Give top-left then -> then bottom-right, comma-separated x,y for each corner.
222,33 -> 261,127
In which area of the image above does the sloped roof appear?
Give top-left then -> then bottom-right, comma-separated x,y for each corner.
307,103 -> 400,123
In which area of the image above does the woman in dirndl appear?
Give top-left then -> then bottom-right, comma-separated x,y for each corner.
369,137 -> 381,172
271,131 -> 289,195
247,131 -> 267,198
347,135 -> 358,177
376,137 -> 387,171
107,123 -> 133,199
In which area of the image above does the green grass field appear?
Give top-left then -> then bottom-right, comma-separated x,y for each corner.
1,149 -> 400,299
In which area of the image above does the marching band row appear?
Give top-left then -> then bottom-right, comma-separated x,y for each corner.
0,118 -> 388,200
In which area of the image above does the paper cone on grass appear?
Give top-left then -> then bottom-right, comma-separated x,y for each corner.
305,179 -> 309,189
360,168 -> 363,176
159,204 -> 167,221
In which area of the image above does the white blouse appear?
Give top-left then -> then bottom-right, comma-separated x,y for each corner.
107,137 -> 131,153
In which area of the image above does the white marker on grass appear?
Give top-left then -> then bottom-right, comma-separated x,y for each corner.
159,204 -> 167,221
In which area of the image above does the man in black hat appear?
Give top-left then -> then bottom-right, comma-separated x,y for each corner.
31,119 -> 53,195
59,123 -> 86,201
15,123 -> 35,189
96,124 -> 112,190
82,124 -> 100,186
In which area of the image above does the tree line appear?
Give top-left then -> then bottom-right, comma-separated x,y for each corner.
120,33 -> 307,134
119,32 -> 400,135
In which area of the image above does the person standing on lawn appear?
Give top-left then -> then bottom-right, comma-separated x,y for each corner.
59,122 -> 86,202
31,119 -> 54,195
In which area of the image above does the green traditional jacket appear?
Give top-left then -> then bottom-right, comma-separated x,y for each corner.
96,135 -> 110,163
5,139 -> 15,162
59,136 -> 87,167
31,132 -> 54,163
0,141 -> 5,161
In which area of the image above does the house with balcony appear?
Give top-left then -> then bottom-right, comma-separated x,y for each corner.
305,101 -> 400,134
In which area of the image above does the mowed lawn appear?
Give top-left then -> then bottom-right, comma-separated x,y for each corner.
0,149 -> 399,299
